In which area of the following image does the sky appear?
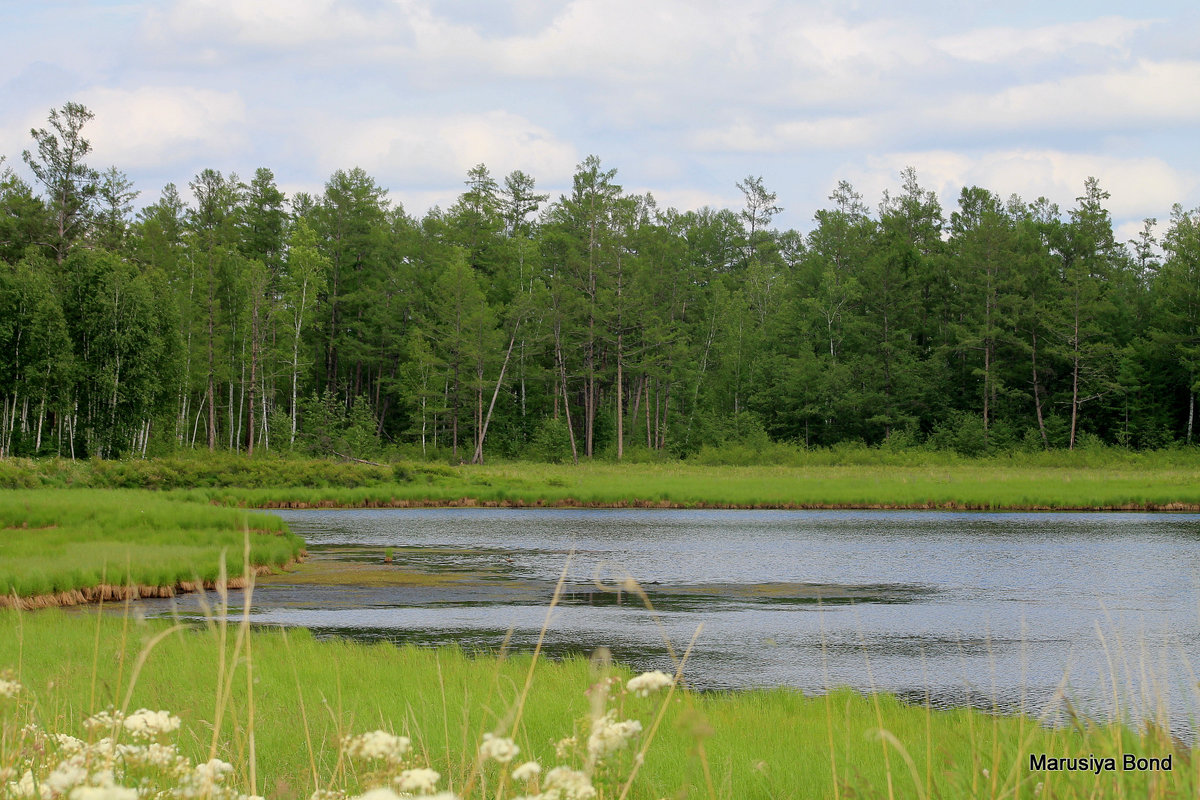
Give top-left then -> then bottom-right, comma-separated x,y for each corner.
3,0 -> 1199,244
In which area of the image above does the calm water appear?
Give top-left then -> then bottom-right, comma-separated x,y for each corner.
134,509 -> 1200,727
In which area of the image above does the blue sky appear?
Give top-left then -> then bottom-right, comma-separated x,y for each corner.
3,0 -> 1198,243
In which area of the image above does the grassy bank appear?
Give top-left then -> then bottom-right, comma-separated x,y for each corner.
0,490 -> 303,603
3,453 -> 1200,510
1,610 -> 1194,799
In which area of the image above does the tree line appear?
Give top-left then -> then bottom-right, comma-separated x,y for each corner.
1,102 -> 1197,461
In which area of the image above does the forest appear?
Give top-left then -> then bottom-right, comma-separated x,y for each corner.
1,102 -> 1198,463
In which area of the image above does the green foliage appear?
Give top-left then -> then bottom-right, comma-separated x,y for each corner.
297,390 -> 380,459
524,416 -> 572,463
4,105 -> 1200,460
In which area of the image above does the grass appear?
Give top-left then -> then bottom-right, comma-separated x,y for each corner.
2,451 -> 1200,511
1,609 -> 1196,799
0,490 -> 303,600
165,461 -> 1200,511
2,467 -> 1199,797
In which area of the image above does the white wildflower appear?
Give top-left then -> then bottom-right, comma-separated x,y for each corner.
85,739 -> 119,760
350,790 -> 403,800
394,768 -> 440,795
45,763 -> 89,796
543,766 -> 596,800
587,710 -> 642,761
52,735 -> 86,756
478,733 -> 519,764
83,710 -> 123,732
511,761 -> 541,783
626,670 -> 673,698
119,742 -> 186,772
342,731 -> 412,764
8,769 -> 44,799
176,758 -> 235,797
554,736 -> 576,760
123,709 -> 180,740
310,791 -> 347,800
1034,782 -> 1043,797
0,678 -> 22,698
70,787 -> 137,800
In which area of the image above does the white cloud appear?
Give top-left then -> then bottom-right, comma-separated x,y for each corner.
845,149 -> 1197,222
1,87 -> 246,173
310,110 -> 578,187
139,0 -> 934,115
934,60 -> 1200,132
691,116 -> 881,153
935,16 -> 1154,63
630,186 -> 740,215
693,58 -> 1200,155
144,0 -> 387,48
79,86 -> 247,169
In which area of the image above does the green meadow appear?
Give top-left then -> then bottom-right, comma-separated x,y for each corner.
0,490 -> 303,601
3,454 -> 1200,798
1,610 -> 1195,800
3,451 -> 1200,510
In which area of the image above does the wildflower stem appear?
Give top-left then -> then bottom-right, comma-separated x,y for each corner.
509,551 -> 572,739
282,629 -> 320,791
242,527 -> 258,798
618,622 -> 703,800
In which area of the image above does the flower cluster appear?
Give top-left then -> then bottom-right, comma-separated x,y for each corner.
510,762 -> 541,783
122,709 -> 181,740
341,731 -> 412,766
2,718 -> 246,800
0,656 -> 676,800
586,711 -> 642,761
478,734 -> 519,764
347,790 -> 458,800
394,768 -> 440,795
626,670 -> 673,698
539,766 -> 596,800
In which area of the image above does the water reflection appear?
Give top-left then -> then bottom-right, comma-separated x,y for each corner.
127,508 -> 1200,730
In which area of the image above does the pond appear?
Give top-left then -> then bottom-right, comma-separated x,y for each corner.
134,508 -> 1200,728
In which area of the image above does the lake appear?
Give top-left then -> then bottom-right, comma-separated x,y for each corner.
134,508 -> 1200,729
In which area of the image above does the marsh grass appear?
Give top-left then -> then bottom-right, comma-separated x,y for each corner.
0,490 -> 302,600
166,461 -> 1200,511
3,453 -> 1200,510
2,601 -> 1199,799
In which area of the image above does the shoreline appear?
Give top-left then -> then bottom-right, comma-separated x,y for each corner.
0,556 -> 304,611
252,496 -> 1200,512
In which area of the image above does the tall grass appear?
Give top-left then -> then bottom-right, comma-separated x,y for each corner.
0,490 -> 302,599
1,607 -> 1195,799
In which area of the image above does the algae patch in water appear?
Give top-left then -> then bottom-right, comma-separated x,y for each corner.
257,559 -> 475,588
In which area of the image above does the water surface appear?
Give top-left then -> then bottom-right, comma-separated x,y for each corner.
134,508 -> 1200,728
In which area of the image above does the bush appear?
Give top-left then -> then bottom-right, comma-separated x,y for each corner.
524,417 -> 573,463
297,390 -> 381,459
